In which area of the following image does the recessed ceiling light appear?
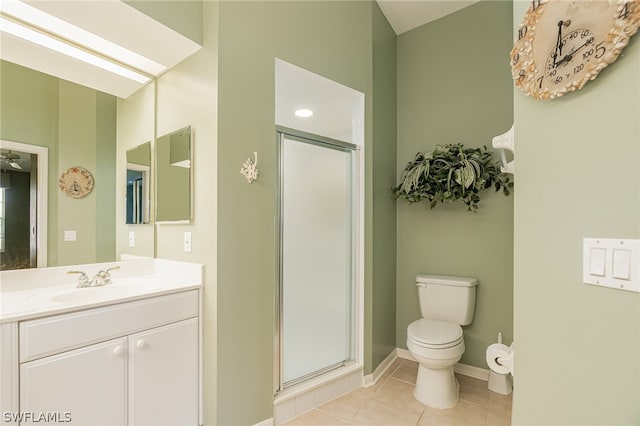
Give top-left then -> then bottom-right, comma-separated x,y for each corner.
295,109 -> 313,118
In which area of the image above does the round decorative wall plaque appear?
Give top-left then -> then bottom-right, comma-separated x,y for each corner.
59,166 -> 94,198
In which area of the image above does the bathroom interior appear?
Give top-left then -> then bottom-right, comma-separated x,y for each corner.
0,1 -> 639,425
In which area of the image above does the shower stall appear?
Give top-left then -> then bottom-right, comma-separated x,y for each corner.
276,129 -> 357,391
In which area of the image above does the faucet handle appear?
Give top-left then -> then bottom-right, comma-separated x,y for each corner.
103,266 -> 120,284
105,266 -> 120,274
68,270 -> 90,288
99,265 -> 120,286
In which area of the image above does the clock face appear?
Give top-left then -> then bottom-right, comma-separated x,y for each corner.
59,166 -> 94,199
511,0 -> 640,100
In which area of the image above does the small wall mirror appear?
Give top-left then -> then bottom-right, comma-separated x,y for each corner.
126,142 -> 151,224
156,126 -> 191,222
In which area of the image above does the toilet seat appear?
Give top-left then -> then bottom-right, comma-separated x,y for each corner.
407,319 -> 463,349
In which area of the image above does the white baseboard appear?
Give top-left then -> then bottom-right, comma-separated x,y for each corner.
396,348 -> 415,361
397,347 -> 489,381
454,363 -> 489,381
363,349 -> 397,387
253,418 -> 274,426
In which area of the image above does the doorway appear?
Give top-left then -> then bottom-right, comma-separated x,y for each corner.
276,129 -> 357,390
0,140 -> 48,270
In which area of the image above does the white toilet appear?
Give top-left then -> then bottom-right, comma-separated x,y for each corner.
407,274 -> 478,409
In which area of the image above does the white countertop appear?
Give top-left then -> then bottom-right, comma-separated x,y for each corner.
0,258 -> 204,323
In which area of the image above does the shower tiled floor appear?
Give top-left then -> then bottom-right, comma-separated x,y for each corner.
283,359 -> 512,426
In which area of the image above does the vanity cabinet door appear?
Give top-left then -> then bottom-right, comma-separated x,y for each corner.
129,318 -> 198,425
20,337 -> 127,426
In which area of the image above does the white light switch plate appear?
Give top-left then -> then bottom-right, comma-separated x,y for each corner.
128,231 -> 135,248
64,230 -> 76,241
583,238 -> 639,293
184,232 -> 192,253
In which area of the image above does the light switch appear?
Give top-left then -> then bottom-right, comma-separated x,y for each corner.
583,238 -> 640,293
589,247 -> 606,277
612,249 -> 631,280
64,230 -> 76,241
184,232 -> 192,253
128,231 -> 135,248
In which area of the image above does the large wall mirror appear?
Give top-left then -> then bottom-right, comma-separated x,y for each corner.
126,142 -> 151,224
156,126 -> 191,222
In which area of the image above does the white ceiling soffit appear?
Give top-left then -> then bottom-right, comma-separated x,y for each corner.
376,0 -> 481,35
276,59 -> 362,143
0,0 -> 201,98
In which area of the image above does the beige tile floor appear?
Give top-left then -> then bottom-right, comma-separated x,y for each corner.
283,359 -> 512,426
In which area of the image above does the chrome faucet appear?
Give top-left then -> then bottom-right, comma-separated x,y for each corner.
67,270 -> 90,288
68,266 -> 120,288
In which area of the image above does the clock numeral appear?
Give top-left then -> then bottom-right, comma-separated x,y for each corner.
518,25 -> 528,40
518,69 -> 526,82
619,2 -> 630,19
512,53 -> 520,65
595,41 -> 606,59
532,0 -> 541,11
537,75 -> 544,89
573,63 -> 584,74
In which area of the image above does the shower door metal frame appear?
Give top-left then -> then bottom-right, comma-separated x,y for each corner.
275,127 -> 358,394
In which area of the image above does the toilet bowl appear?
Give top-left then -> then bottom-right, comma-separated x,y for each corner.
408,274 -> 477,408
407,318 -> 465,408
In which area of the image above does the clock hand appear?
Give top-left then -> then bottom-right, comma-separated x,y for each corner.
555,38 -> 594,66
552,20 -> 564,67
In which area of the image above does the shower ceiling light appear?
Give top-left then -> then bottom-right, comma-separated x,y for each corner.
295,109 -> 313,118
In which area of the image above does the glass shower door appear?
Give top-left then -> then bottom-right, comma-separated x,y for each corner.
279,132 -> 354,388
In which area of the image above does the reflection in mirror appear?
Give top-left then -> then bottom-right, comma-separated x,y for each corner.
126,142 -> 151,224
156,126 -> 191,222
0,141 -> 48,271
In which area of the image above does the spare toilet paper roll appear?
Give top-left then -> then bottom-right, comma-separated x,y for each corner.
486,343 -> 513,375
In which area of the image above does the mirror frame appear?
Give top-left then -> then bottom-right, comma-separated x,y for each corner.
0,139 -> 48,267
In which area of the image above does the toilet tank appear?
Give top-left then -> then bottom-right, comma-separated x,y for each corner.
416,274 -> 478,325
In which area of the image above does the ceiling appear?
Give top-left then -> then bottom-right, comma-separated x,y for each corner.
0,1 -> 478,99
0,0 -> 201,98
376,0 -> 481,34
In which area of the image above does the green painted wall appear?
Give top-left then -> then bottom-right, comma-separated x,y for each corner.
0,61 -> 116,267
95,93 -> 116,262
512,1 -> 640,424
395,1 -> 514,369
217,2 -> 375,424
116,83 -> 156,259
124,0 -> 203,45
371,3 -> 398,370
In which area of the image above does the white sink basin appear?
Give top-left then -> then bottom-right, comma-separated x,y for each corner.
49,283 -> 161,304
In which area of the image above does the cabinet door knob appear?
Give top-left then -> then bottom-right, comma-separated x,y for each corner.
136,339 -> 147,349
113,345 -> 124,355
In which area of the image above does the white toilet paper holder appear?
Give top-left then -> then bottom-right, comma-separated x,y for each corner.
486,332 -> 514,395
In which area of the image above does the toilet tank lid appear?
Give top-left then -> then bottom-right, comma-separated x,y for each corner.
416,274 -> 478,287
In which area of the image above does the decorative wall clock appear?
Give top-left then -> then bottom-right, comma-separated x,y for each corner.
59,166 -> 94,198
511,0 -> 640,100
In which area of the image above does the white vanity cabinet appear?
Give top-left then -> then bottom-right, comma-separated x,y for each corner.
7,289 -> 201,426
20,337 -> 128,425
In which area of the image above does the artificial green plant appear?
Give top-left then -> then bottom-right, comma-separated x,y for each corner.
392,143 -> 513,212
